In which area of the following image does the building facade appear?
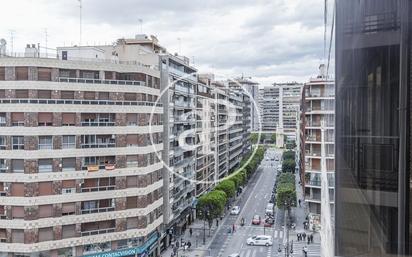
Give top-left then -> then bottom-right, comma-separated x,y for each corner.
259,86 -> 280,132
159,54 -> 197,243
301,65 -> 335,224
335,0 -> 412,256
228,78 -> 259,132
0,42 -> 164,257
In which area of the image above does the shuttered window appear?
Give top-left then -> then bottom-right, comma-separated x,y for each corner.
15,90 -> 28,98
62,180 -> 76,188
38,68 -> 52,81
61,91 -> 74,99
11,230 -> 24,243
15,67 -> 28,80
62,203 -> 75,216
84,91 -> 95,100
99,92 -> 109,100
38,227 -> 53,242
38,113 -> 53,126
38,159 -> 53,173
62,158 -> 76,171
11,183 -> 24,196
0,67 -> 5,80
126,155 -> 138,167
126,197 -> 137,209
38,205 -> 53,218
12,206 -> 24,219
124,93 -> 136,101
126,135 -> 138,146
38,182 -> 53,195
127,217 -> 138,229
11,160 -> 24,173
62,113 -> 75,126
62,225 -> 76,239
126,114 -> 138,126
38,90 -> 51,99
126,176 -> 138,187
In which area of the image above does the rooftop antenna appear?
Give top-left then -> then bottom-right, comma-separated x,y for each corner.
138,19 -> 143,34
78,0 -> 82,46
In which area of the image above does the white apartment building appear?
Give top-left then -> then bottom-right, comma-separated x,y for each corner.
302,65 -> 335,222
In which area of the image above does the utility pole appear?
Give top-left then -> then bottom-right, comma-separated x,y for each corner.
44,28 -> 48,58
78,0 -> 82,47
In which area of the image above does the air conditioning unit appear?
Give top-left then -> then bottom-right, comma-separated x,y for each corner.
0,215 -> 6,220
0,192 -> 6,197
0,239 -> 6,243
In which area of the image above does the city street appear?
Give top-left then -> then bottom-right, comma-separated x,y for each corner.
208,148 -> 284,257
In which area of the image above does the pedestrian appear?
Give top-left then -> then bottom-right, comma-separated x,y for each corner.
303,232 -> 306,240
176,241 -> 180,249
307,236 -> 310,245
189,228 -> 192,237
298,199 -> 301,206
310,234 -> 314,243
187,241 -> 191,249
297,233 -> 300,241
216,219 -> 219,227
232,224 -> 236,233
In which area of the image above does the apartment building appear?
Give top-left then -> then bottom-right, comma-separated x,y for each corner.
0,41 -> 164,257
159,53 -> 197,244
228,78 -> 259,132
215,86 -> 229,179
259,86 -> 280,132
301,65 -> 335,223
195,74 -> 216,197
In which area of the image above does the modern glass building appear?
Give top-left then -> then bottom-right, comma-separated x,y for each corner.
335,0 -> 411,256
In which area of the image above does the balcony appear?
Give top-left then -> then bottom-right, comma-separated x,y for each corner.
81,185 -> 115,193
0,98 -> 162,107
58,77 -> 146,87
81,121 -> 115,127
81,227 -> 116,237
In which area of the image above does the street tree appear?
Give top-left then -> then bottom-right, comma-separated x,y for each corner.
282,158 -> 296,173
215,180 -> 236,199
197,190 -> 227,220
276,182 -> 296,208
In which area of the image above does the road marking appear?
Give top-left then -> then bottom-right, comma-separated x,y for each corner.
245,249 -> 251,257
274,230 -> 278,238
279,231 -> 283,238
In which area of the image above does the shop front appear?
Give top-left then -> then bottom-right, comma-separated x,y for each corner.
82,233 -> 159,257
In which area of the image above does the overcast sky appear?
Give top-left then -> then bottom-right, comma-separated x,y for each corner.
0,0 -> 333,86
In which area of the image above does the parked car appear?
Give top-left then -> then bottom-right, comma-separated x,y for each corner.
252,215 -> 261,225
246,235 -> 273,246
230,206 -> 240,215
228,254 -> 240,257
265,203 -> 274,216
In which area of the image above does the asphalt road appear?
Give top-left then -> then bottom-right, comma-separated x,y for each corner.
207,148 -> 285,257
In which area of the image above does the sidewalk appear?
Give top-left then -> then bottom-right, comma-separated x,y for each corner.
161,175 -> 255,257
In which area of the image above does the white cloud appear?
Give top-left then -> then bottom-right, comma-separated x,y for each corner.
0,0 -> 333,86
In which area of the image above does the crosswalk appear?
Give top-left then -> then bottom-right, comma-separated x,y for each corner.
216,225 -> 285,239
232,248 -> 271,257
289,240 -> 321,257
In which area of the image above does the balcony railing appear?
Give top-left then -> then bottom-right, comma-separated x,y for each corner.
81,227 -> 116,237
81,121 -> 115,127
81,206 -> 115,215
81,185 -> 116,192
0,98 -> 162,107
81,142 -> 116,148
58,77 -> 146,87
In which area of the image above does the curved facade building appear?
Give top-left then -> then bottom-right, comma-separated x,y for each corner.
0,43 -> 164,257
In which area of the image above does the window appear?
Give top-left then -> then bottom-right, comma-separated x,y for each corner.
124,93 -> 137,101
11,160 -> 24,173
12,136 -> 24,150
61,91 -> 74,99
62,113 -> 76,126
11,230 -> 24,243
11,113 -> 24,126
38,136 -> 52,149
98,92 -> 109,100
62,202 -> 75,216
84,91 -> 95,100
38,113 -> 53,126
127,114 -> 138,126
126,155 -> 138,167
0,113 -> 5,126
0,67 -> 4,80
38,227 -> 53,242
38,90 -> 51,99
62,135 -> 76,149
15,67 -> 28,80
38,159 -> 52,173
62,225 -> 76,239
0,159 -> 6,173
15,89 -> 28,98
62,158 -> 76,172
12,206 -> 24,219
37,68 -> 52,81
0,136 -> 5,150
38,205 -> 53,218
38,182 -> 53,195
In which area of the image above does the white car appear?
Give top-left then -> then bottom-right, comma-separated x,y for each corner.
246,235 -> 273,246
228,254 -> 240,257
230,206 -> 240,215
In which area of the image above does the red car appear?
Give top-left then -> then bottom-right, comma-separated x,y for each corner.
252,215 -> 261,225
